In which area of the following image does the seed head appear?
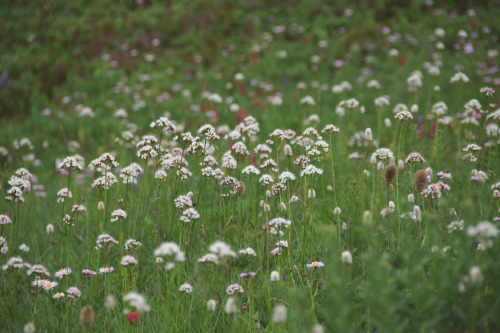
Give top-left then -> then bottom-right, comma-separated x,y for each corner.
80,305 -> 95,328
384,165 -> 397,184
413,170 -> 428,193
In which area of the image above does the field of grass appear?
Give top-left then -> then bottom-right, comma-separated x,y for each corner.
1,0 -> 500,332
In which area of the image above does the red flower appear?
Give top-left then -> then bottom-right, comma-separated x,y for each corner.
127,312 -> 140,325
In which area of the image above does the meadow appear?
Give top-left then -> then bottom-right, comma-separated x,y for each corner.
1,0 -> 500,332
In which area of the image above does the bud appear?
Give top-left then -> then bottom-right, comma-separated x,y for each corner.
388,201 -> 395,213
266,190 -> 271,198
384,118 -> 391,127
312,324 -> 325,333
469,266 -> 482,284
23,323 -> 35,333
384,165 -> 397,184
364,128 -> 373,141
272,304 -> 287,324
98,201 -> 105,211
408,193 -> 414,203
280,202 -> 287,211
333,207 -> 341,215
411,104 -> 418,113
413,205 -> 421,223
127,312 -> 140,326
46,224 -> 54,236
207,299 -> 217,312
80,305 -> 95,328
270,270 -> 280,282
105,295 -> 116,310
225,297 -> 238,314
341,250 -> 352,265
342,222 -> 347,230
494,190 -> 500,198
362,211 -> 372,226
398,159 -> 404,171
413,170 -> 428,193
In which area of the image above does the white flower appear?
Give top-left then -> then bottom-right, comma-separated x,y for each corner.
209,241 -> 236,257
272,304 -> 287,324
341,251 -> 352,265
300,164 -> 323,177
179,283 -> 194,293
334,207 -> 341,215
207,299 -> 216,311
226,283 -> 244,295
242,165 -> 260,175
123,292 -> 151,312
225,297 -> 238,314
270,271 -> 280,282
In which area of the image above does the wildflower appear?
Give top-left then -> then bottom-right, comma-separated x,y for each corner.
32,278 -> 48,288
55,268 -> 72,279
121,255 -> 138,266
300,164 -> 323,177
123,292 -> 151,312
53,292 -> 65,298
413,206 -> 422,223
179,283 -> 194,294
259,174 -> 274,185
270,270 -> 281,282
226,283 -> 244,295
95,233 -> 119,250
180,208 -> 200,223
99,267 -> 115,274
238,247 -> 257,256
365,128 -> 373,141
56,188 -> 72,203
469,266 -> 482,284
82,269 -> 97,277
80,305 -> 95,328
67,287 -> 82,298
395,111 -> 413,121
23,323 -> 35,333
242,165 -> 260,175
128,312 -> 140,326
105,295 -> 116,310
19,243 -> 29,252
209,241 -> 236,257
207,299 -> 217,312
43,281 -> 58,290
225,297 -> 239,314
450,72 -> 470,83
413,170 -> 428,193
0,214 -> 11,225
341,251 -> 353,265
272,304 -> 287,324
384,165 -> 397,184
437,171 -> 451,179
447,220 -> 464,233
467,221 -> 498,248
271,247 -> 282,256
306,261 -> 324,269
198,253 -> 219,265
124,239 -> 142,251
58,156 -> 83,171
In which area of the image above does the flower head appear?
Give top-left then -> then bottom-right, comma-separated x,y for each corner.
306,261 -> 324,269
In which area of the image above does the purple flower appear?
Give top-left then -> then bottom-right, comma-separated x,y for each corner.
306,261 -> 324,269
82,269 -> 97,277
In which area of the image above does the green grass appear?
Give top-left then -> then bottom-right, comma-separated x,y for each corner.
1,0 -> 500,332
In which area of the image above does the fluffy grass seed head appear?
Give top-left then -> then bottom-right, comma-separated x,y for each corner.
414,170 -> 428,193
384,165 -> 397,184
80,305 -> 95,328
